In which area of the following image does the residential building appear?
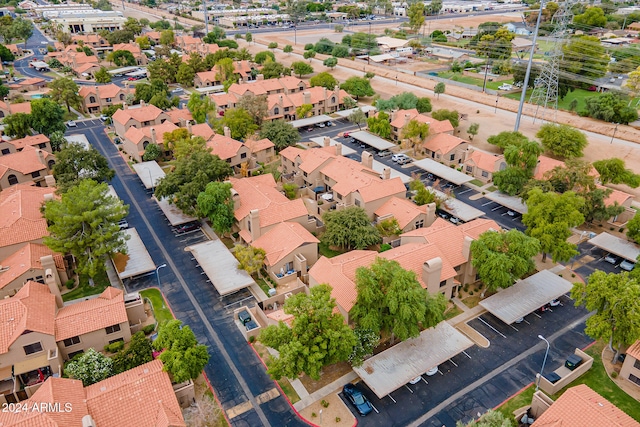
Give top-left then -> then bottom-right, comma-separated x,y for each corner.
308,217 -> 500,320
0,146 -> 56,190
176,35 -> 219,55
122,121 -> 178,162
0,184 -> 55,260
0,134 -> 51,155
389,109 -> 454,142
374,196 -> 436,234
462,147 -> 506,183
112,102 -> 172,136
8,77 -> 47,92
422,133 -> 469,166
245,138 -> 276,164
194,60 -> 255,88
533,155 -> 566,180
46,46 -> 99,71
230,174 -> 311,243
0,100 -> 31,119
620,339 -> 640,389
505,22 -> 531,36
206,131 -> 252,172
143,31 -> 162,44
111,42 -> 148,66
78,84 -> 131,114
71,34 -> 108,49
0,360 -> 186,426
228,76 -> 308,96
252,221 -> 319,284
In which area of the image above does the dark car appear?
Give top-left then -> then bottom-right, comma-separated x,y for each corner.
343,383 -> 373,416
175,222 -> 200,234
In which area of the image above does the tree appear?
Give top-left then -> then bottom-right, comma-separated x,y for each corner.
254,50 -> 276,65
561,36 -> 608,87
94,67 -> 111,84
571,271 -> 640,363
186,52 -> 207,73
522,188 -> 584,262
123,17 -> 143,35
30,98 -> 66,136
135,79 -> 168,103
11,17 -> 33,47
65,348 -> 114,386
431,109 -> 459,128
487,131 -> 530,150
349,328 -> 379,367
236,93 -> 268,126
407,2 -> 425,33
197,182 -> 235,234
153,320 -> 210,383
410,179 -> 438,206
348,108 -> 367,130
536,123 -> 588,159
367,111 -> 391,139
493,140 -> 542,195
112,331 -> 153,374
110,50 -> 136,67
183,394 -> 224,427
187,93 -> 216,124
573,7 -> 607,30
135,35 -> 151,49
3,113 -> 31,138
434,82 -> 446,99
310,72 -> 338,90
203,26 -> 226,44
627,214 -> 640,243
159,29 -> 175,46
259,284 -> 356,380
173,136 -> 206,161
48,77 -> 82,113
323,57 -> 338,69
268,42 -> 278,50
142,143 -> 162,161
416,97 -> 432,113
291,61 -> 314,78
261,61 -> 290,79
376,218 -> 401,238
233,245 -> 266,277
215,108 -> 258,140
259,120 -> 300,151
322,207 -> 381,250
48,131 -> 67,152
583,92 -> 638,125
176,63 -> 195,87
0,44 -> 15,62
350,258 -> 446,343
477,27 -> 514,60
214,57 -> 236,84
245,32 -> 253,43
340,76 -> 374,100
303,50 -> 316,62
332,45 -> 349,58
401,119 -> 429,156
53,142 -> 115,192
296,104 -> 312,119
44,180 -> 128,279
155,151 -> 233,216
593,158 -> 640,188
470,230 -> 540,293
456,410 -> 513,427
467,123 -> 479,140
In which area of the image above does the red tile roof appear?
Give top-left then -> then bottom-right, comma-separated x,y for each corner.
55,287 -> 128,341
78,83 -> 126,99
189,123 -> 215,141
627,339 -> 640,360
0,145 -> 50,178
423,133 -> 468,155
464,148 -> 504,172
112,104 -> 164,126
375,197 -> 428,229
0,243 -> 64,290
599,184 -> 633,207
390,109 -> 454,134
9,102 -> 32,115
5,134 -> 49,151
206,134 -> 245,160
0,184 -> 54,249
245,138 -> 274,153
165,108 -> 193,124
252,222 -> 319,266
124,122 -> 179,146
532,384 -> 640,427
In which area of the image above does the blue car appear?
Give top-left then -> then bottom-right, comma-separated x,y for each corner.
343,383 -> 373,416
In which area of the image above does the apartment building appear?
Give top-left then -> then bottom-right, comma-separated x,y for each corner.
389,109 -> 454,142
462,147 -> 506,183
78,84 -> 131,114
193,60 -> 255,88
0,134 -> 51,155
0,146 -> 55,190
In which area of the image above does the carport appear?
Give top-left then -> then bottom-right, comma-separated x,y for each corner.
290,115 -> 333,128
588,232 -> 640,262
108,66 -> 139,76
429,188 -> 484,222
187,240 -> 256,296
333,105 -> 377,118
132,161 -> 166,190
413,159 -> 474,186
349,131 -> 395,151
125,69 -> 148,78
479,270 -> 573,325
112,228 -> 156,280
153,196 -> 197,226
352,322 -> 473,399
485,191 -> 528,214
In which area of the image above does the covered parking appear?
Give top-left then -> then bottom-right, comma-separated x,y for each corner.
290,115 -> 333,129
132,161 -> 165,190
485,191 -> 528,215
479,270 -> 573,325
349,131 -> 395,151
588,232 -> 640,263
187,240 -> 256,296
153,196 -> 197,226
429,187 -> 484,222
352,322 -> 473,399
413,159 -> 474,186
333,105 -> 377,119
112,228 -> 156,280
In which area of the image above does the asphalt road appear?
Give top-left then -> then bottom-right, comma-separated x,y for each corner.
70,120 -> 308,427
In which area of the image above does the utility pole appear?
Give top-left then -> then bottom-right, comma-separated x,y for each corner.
203,0 -> 209,36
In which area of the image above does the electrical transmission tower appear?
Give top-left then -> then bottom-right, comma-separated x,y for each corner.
529,0 -> 576,123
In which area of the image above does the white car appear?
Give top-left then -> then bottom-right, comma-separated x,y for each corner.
498,84 -> 513,91
66,120 -> 77,127
409,376 -> 422,384
425,366 -> 438,376
620,260 -> 636,271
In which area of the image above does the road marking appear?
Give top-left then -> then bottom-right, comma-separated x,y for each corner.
226,401 -> 254,419
458,189 -> 472,194
481,201 -> 495,207
477,317 -> 507,339
491,206 -> 503,211
255,388 -> 280,404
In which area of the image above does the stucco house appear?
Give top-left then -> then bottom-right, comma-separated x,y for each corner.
0,146 -> 55,190
463,147 -> 506,183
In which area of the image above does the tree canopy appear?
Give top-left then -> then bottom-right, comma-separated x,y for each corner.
367,111 -> 391,139
310,71 -> 338,89
259,120 -> 300,151
30,98 -> 66,136
153,320 -> 209,383
431,109 -> 460,128
350,258 -> 446,343
52,142 -> 115,192
215,108 -> 258,140
592,158 -> 640,188
112,331 -> 153,374
470,230 -> 541,292
340,76 -> 375,100
259,284 -> 357,380
236,93 -> 268,126
43,180 -> 129,279
291,61 -> 314,78
65,348 -> 114,386
322,207 -> 381,250
196,181 -> 235,234
402,119 -> 430,156
187,92 -> 216,124
487,131 -> 530,150
536,123 -> 588,159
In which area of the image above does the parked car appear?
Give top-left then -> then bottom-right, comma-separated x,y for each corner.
397,156 -> 413,165
100,114 -> 109,122
549,299 -> 561,307
343,132 -> 350,138
426,173 -> 435,181
175,222 -> 200,234
343,383 -> 373,416
316,122 -> 325,128
409,376 -> 422,384
604,254 -> 619,264
449,217 -> 460,224
66,120 -> 77,127
620,260 -> 636,271
377,150 -> 392,158
498,83 -> 513,91
326,121 -> 334,127
306,126 -> 314,132
391,153 -> 408,162
425,366 -> 438,376
117,219 -> 129,230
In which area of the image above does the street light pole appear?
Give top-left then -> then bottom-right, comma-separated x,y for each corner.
155,264 -> 167,287
495,94 -> 499,113
368,22 -> 371,65
536,335 -> 550,391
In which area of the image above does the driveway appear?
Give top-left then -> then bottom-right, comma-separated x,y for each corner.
73,123 -> 308,427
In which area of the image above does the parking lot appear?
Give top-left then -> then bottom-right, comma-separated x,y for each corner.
571,241 -> 632,278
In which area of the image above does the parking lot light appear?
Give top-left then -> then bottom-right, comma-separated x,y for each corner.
536,335 -> 550,391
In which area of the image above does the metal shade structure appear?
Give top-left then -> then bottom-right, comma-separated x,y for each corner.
588,232 -> 640,263
412,159 -> 474,186
112,228 -> 156,280
349,131 -> 395,151
132,161 -> 165,190
153,196 -> 197,226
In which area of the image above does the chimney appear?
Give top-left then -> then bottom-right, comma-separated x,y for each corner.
249,209 -> 261,241
44,175 -> 56,187
35,149 -> 46,166
335,143 -> 342,156
44,193 -> 54,202
123,103 -> 128,110
323,87 -> 327,102
462,235 -> 473,262
425,202 -> 436,226
404,114 -> 411,127
81,414 -> 97,427
323,136 -> 330,147
422,258 -> 443,293
95,85 -> 100,100
361,151 -> 373,169
223,126 -> 231,138
150,127 -> 157,145
41,256 -> 63,309
279,95 -> 283,106
303,91 -> 311,105
187,121 -> 192,133
230,185 -> 240,210
179,118 -> 186,127
140,100 -> 146,107
382,167 -> 391,180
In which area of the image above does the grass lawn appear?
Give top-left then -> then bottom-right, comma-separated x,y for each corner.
496,384 -> 535,421
461,295 -> 481,309
261,161 -> 281,181
319,241 -> 343,258
444,305 -> 463,321
487,185 -> 498,192
469,179 -> 484,186
255,277 -> 273,295
140,288 -> 174,326
62,270 -> 110,302
278,378 -> 301,404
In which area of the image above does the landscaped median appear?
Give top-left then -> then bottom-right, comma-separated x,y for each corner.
140,287 -> 174,325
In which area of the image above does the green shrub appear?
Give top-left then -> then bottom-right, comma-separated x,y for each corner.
65,279 -> 75,289
248,335 -> 256,343
336,417 -> 341,422
142,324 -> 156,335
321,399 -> 329,408
469,291 -> 474,296
379,243 -> 392,252
104,341 -> 124,353
612,371 -> 618,378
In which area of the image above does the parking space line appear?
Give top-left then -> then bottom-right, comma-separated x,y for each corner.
523,318 -> 531,325
481,201 -> 495,207
448,358 -> 458,367
421,377 -> 428,384
477,317 -> 507,338
458,189 -> 473,194
491,206 -> 503,211
404,385 -> 414,394
462,350 -> 472,359
509,324 -> 519,332
387,394 -> 396,404
371,403 -> 380,414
